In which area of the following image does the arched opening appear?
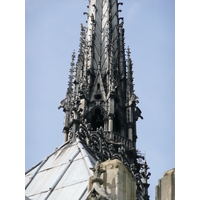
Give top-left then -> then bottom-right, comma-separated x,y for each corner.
113,112 -> 121,134
97,83 -> 100,91
91,108 -> 104,131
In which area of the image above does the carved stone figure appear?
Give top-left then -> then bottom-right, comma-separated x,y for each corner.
86,161 -> 111,200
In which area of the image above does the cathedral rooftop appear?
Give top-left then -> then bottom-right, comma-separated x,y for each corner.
25,139 -> 96,200
25,0 -> 151,199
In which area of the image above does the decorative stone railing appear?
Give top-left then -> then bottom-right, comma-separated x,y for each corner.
74,123 -> 150,200
91,131 -> 133,149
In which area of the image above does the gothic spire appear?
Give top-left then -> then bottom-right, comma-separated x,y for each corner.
58,1 -> 150,198
85,0 -> 123,73
59,0 -> 144,142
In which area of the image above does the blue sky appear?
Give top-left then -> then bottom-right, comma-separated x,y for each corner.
25,0 -> 175,199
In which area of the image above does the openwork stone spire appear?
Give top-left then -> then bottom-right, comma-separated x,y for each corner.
59,1 -> 150,199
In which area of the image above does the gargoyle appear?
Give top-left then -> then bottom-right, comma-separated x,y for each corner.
58,97 -> 67,111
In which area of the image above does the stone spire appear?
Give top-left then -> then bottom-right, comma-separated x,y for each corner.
59,1 -> 150,199
59,0 -> 144,155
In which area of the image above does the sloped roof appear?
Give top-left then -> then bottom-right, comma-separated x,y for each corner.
25,139 -> 96,200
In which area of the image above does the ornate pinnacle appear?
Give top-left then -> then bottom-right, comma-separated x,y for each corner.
66,51 -> 75,98
141,159 -> 151,200
78,24 -> 85,56
126,46 -> 134,97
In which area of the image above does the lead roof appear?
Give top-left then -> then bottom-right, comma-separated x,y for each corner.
25,140 -> 96,200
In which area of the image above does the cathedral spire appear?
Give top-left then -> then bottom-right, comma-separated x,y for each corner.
26,2 -> 152,200
59,2 -> 149,197
60,0 -> 143,144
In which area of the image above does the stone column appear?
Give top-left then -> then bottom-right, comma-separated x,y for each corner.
63,128 -> 68,143
104,117 -> 108,131
128,123 -> 133,141
108,114 -> 114,132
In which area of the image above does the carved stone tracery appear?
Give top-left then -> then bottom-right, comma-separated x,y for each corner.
75,123 -> 150,199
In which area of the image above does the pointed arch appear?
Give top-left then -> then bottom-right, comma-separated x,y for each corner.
87,106 -> 107,131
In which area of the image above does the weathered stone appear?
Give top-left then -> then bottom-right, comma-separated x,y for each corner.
155,168 -> 175,200
87,159 -> 136,200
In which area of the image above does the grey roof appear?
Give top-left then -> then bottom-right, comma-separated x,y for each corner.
25,139 -> 96,200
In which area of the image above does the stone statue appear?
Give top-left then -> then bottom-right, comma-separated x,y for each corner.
86,161 -> 112,200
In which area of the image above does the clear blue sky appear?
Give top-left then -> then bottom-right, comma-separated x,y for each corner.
25,0 -> 175,199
